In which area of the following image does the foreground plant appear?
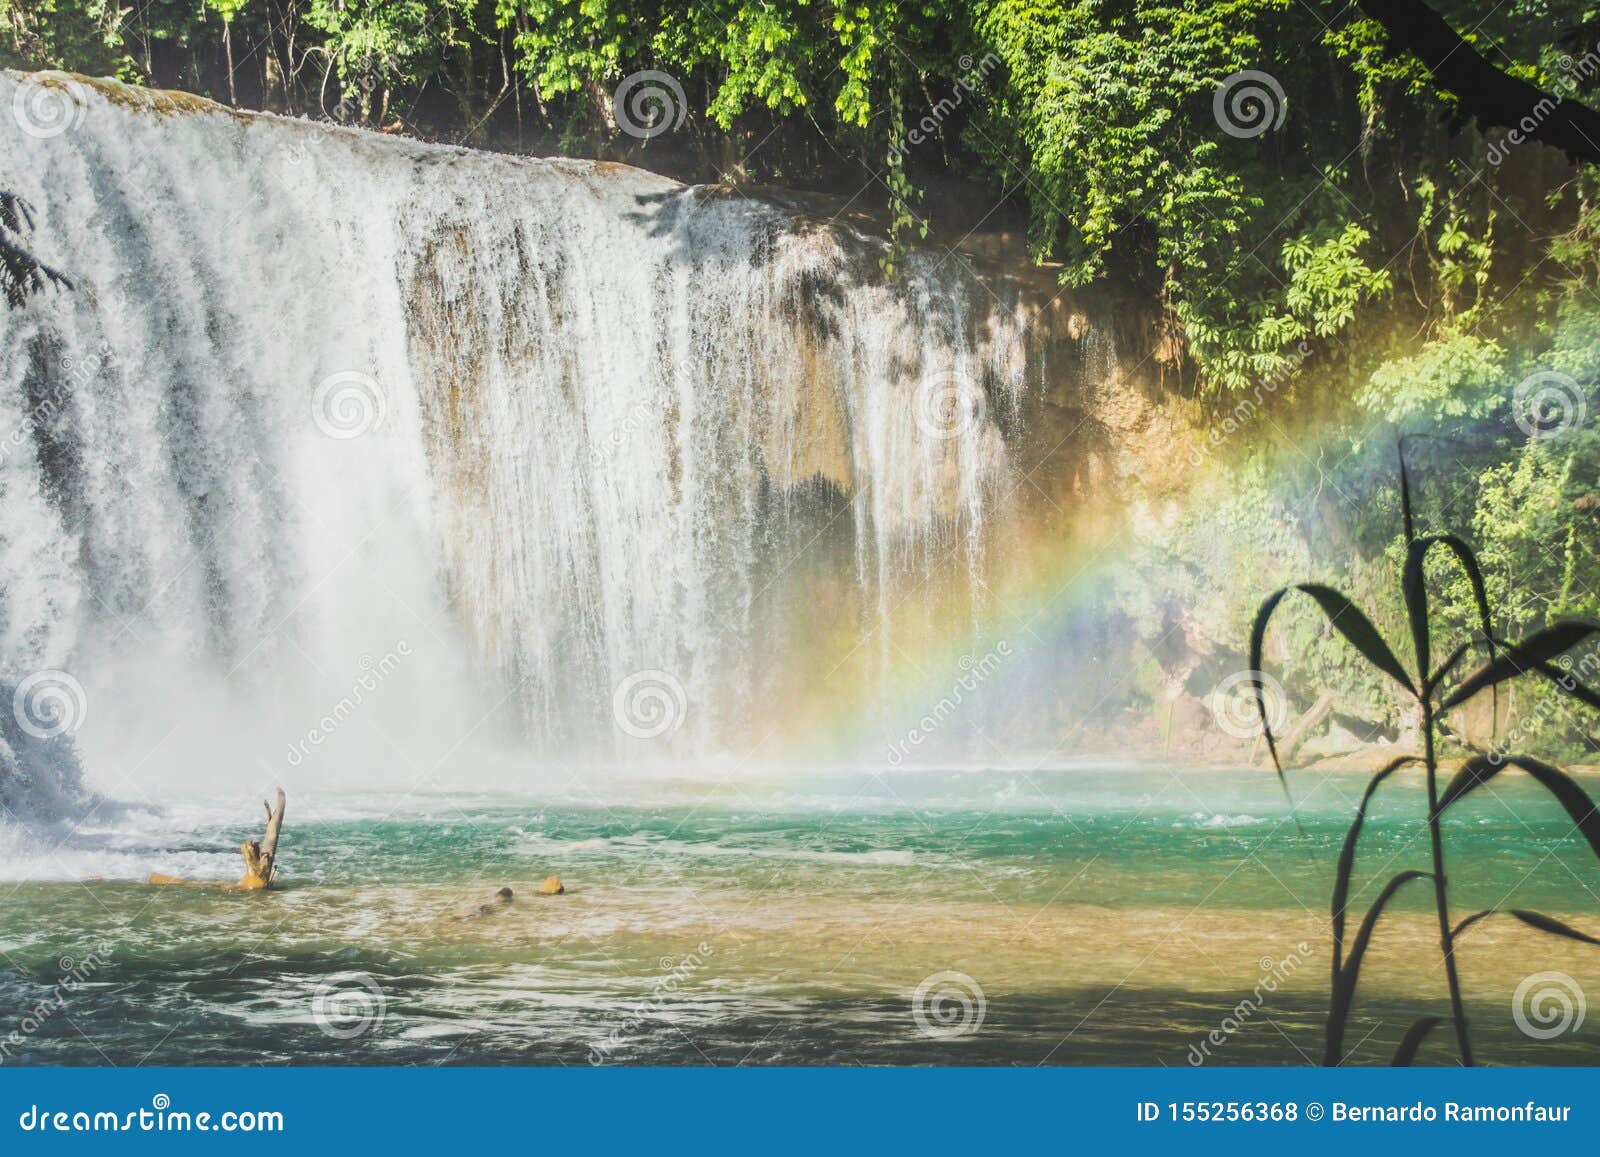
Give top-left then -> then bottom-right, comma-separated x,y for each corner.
1250,453 -> 1600,1065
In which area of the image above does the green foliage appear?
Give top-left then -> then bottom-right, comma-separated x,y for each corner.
1358,334 -> 1508,426
0,0 -> 138,78
13,0 -> 1600,395
1184,224 -> 1391,392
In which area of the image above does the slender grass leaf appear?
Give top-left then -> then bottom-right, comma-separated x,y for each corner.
1332,757 -> 1419,987
1441,621 -> 1600,710
1438,754 -> 1600,862
1407,536 -> 1497,729
1325,869 -> 1433,1066
1430,642 -> 1470,695
1249,593 -> 1306,835
1249,588 -> 1293,781
1402,538 -> 1430,683
1296,584 -> 1417,696
1454,908 -> 1600,945
1437,755 -> 1498,813
1502,650 -> 1600,713
1392,1016 -> 1443,1066
1398,440 -> 1416,544
1250,582 -> 1415,765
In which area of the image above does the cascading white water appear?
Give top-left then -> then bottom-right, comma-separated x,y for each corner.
0,72 -> 1073,792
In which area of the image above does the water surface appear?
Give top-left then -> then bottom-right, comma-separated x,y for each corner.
2,767 -> 1597,1065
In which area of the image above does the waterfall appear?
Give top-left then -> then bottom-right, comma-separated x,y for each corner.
0,72 -> 1079,788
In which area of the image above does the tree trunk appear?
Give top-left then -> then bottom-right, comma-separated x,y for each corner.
1275,690 -> 1337,764
238,789 -> 286,890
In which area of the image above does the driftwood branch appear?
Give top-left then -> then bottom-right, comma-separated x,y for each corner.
1275,690 -> 1337,764
1355,0 -> 1600,165
239,789 -> 286,890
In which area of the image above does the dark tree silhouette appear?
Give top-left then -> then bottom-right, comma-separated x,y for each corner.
1357,0 -> 1600,165
1,189 -> 71,309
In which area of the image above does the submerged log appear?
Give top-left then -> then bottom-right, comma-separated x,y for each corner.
238,789 -> 286,890
147,872 -> 200,886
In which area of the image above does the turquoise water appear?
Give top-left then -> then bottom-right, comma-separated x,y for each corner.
1,767 -> 1598,1065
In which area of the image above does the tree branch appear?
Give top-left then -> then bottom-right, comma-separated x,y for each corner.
1356,0 -> 1600,165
